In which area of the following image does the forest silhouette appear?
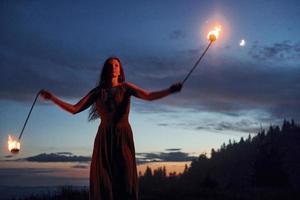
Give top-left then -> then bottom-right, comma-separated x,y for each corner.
138,119 -> 300,199
12,120 -> 300,200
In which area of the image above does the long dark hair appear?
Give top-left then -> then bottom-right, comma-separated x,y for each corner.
88,57 -> 125,121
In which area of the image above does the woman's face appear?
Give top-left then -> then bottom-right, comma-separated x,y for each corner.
110,59 -> 121,78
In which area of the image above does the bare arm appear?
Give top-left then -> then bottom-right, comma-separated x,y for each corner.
40,88 -> 99,114
126,82 -> 182,101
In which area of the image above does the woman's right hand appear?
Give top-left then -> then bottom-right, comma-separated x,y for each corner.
40,89 -> 53,100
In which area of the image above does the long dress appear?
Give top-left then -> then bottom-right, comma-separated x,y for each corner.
90,82 -> 138,200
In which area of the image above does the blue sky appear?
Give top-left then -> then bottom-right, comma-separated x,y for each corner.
1,0 -> 300,160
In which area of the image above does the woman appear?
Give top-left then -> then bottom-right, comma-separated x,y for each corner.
40,57 -> 182,200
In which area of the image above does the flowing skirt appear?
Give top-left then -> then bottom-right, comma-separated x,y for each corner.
89,122 -> 138,200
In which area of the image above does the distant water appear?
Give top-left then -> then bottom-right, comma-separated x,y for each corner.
0,186 -> 87,200
0,161 -> 189,199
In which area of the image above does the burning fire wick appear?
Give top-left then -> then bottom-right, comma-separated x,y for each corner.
8,135 -> 20,154
207,26 -> 221,42
7,91 -> 41,154
182,26 -> 221,84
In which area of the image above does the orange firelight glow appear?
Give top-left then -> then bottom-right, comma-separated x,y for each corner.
207,26 -> 221,42
8,135 -> 20,154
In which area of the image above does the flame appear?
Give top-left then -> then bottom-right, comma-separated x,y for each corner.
207,26 -> 221,42
8,135 -> 20,153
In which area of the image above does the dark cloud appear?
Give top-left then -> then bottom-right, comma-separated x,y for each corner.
25,153 -> 91,162
130,100 -> 178,113
0,1 -> 110,101
7,151 -> 195,164
136,150 -> 197,164
120,44 -> 300,121
156,118 -> 264,134
1,1 -> 299,123
214,120 -> 261,133
165,148 -> 181,151
249,40 -> 300,61
162,54 -> 300,120
56,152 -> 73,156
0,45 -> 96,102
2,39 -> 300,121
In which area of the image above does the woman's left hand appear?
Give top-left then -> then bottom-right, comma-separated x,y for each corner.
169,82 -> 183,93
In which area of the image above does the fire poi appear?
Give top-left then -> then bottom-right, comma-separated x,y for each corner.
182,25 -> 221,84
7,91 -> 41,154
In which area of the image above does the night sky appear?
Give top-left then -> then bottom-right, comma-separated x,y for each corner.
1,0 -> 300,163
